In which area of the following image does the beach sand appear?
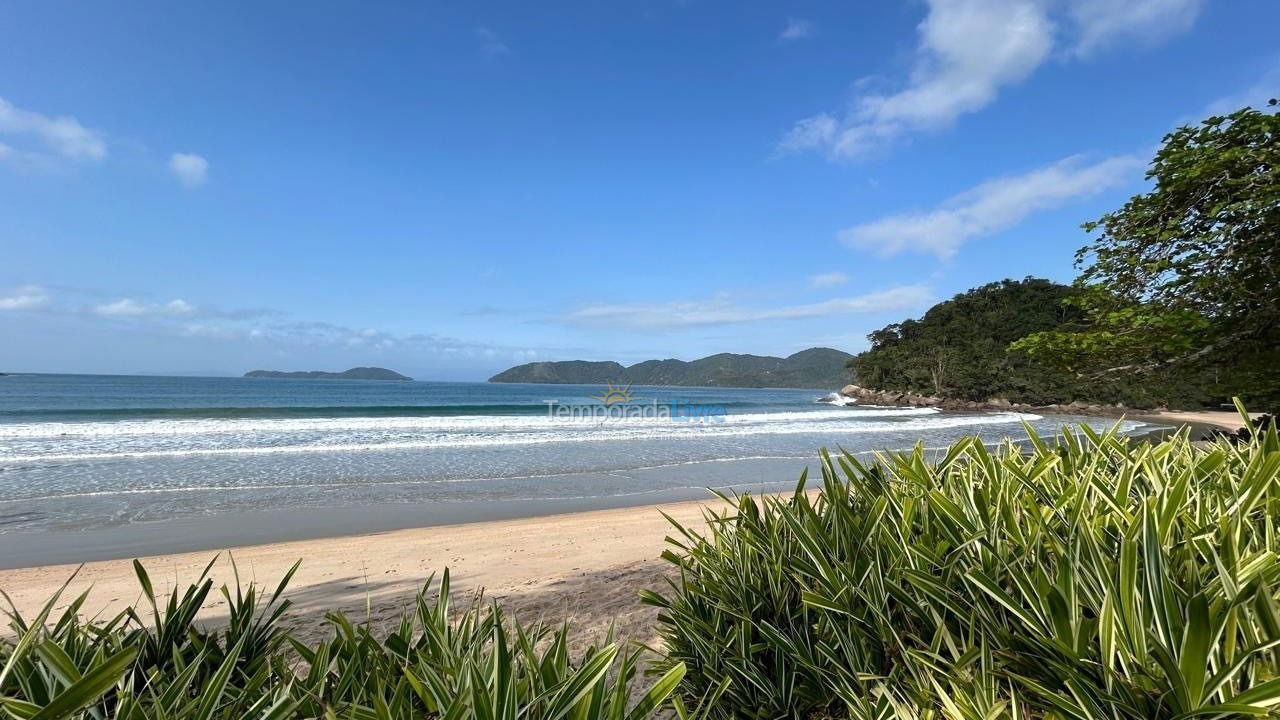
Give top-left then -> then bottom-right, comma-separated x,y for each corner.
1143,408 -> 1262,430
0,495 -> 736,651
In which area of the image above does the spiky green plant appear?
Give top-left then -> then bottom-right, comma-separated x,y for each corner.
0,563 -> 687,719
647,404 -> 1280,719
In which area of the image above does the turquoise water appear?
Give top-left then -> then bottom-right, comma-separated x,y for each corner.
0,374 -> 1146,534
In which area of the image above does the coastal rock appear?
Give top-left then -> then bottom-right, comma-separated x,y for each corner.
828,384 -> 1128,417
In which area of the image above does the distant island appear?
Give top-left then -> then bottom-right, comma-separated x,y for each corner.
244,366 -> 412,381
489,348 -> 852,388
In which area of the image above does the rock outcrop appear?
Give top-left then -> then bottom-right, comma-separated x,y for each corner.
837,384 -> 1126,416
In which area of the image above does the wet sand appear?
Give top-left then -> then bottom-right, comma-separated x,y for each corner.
0,494 -> 737,649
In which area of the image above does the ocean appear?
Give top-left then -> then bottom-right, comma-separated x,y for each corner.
0,373 -> 1151,565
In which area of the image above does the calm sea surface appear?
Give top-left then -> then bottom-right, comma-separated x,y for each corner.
0,374 -> 1149,540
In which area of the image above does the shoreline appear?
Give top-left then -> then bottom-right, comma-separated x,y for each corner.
0,409 -> 1244,644
1137,409 -> 1263,430
0,408 -> 1233,570
0,494 -> 739,649
0,460 -> 811,569
836,385 -> 1260,432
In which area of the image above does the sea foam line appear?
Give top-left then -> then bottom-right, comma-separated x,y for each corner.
0,407 -> 941,439
0,413 -> 1046,463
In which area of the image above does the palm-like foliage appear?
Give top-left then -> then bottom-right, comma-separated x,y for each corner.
0,564 -> 687,719
647,404 -> 1280,719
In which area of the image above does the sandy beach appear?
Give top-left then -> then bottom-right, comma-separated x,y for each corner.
1143,408 -> 1263,430
0,494 -> 739,650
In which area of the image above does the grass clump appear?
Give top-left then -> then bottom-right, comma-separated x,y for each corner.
0,563 -> 688,719
646,406 -> 1280,718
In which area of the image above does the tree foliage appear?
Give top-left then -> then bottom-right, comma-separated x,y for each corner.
1014,102 -> 1280,404
849,278 -> 1097,404
849,278 -> 1229,408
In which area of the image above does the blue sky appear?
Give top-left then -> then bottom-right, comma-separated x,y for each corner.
1,0 -> 1276,379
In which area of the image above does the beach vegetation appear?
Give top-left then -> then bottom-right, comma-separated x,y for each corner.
647,404 -> 1280,718
0,564 -> 689,719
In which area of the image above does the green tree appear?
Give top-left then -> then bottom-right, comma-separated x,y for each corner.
1014,102 -> 1279,404
848,278 -> 1088,404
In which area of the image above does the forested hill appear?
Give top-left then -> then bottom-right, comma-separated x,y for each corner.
847,278 -> 1228,408
490,348 -> 853,388
244,367 -> 412,381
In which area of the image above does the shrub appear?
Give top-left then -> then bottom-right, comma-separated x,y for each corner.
0,562 -> 688,719
646,406 -> 1280,718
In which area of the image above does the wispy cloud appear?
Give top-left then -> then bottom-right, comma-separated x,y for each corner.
0,97 -> 106,162
0,285 -> 48,311
476,27 -> 509,57
779,17 -> 814,42
1068,0 -> 1201,57
780,0 -> 1201,160
809,272 -> 849,288
169,152 -> 208,187
12,284 -> 550,366
565,285 -> 931,330
94,298 -> 197,317
839,154 -> 1141,258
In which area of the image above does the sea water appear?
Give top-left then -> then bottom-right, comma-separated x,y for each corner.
0,373 -> 1147,541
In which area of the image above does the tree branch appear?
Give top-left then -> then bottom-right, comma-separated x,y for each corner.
1087,330 -> 1252,377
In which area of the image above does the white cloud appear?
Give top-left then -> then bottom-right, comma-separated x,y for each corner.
1068,0 -> 1201,57
781,0 -> 1200,160
95,298 -> 197,317
839,153 -> 1141,258
476,27 -> 509,56
566,285 -> 931,329
780,17 -> 814,42
809,272 -> 849,288
0,97 -> 106,162
169,153 -> 208,187
0,285 -> 48,310
782,0 -> 1052,159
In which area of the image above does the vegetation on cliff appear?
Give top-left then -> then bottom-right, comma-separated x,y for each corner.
847,278 -> 1225,407
850,102 -> 1278,409
1013,102 -> 1279,407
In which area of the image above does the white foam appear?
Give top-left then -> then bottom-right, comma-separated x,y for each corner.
817,392 -> 859,407
1,410 -> 1044,463
0,406 -> 938,439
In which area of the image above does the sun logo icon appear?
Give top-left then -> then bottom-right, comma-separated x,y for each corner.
591,381 -> 637,406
